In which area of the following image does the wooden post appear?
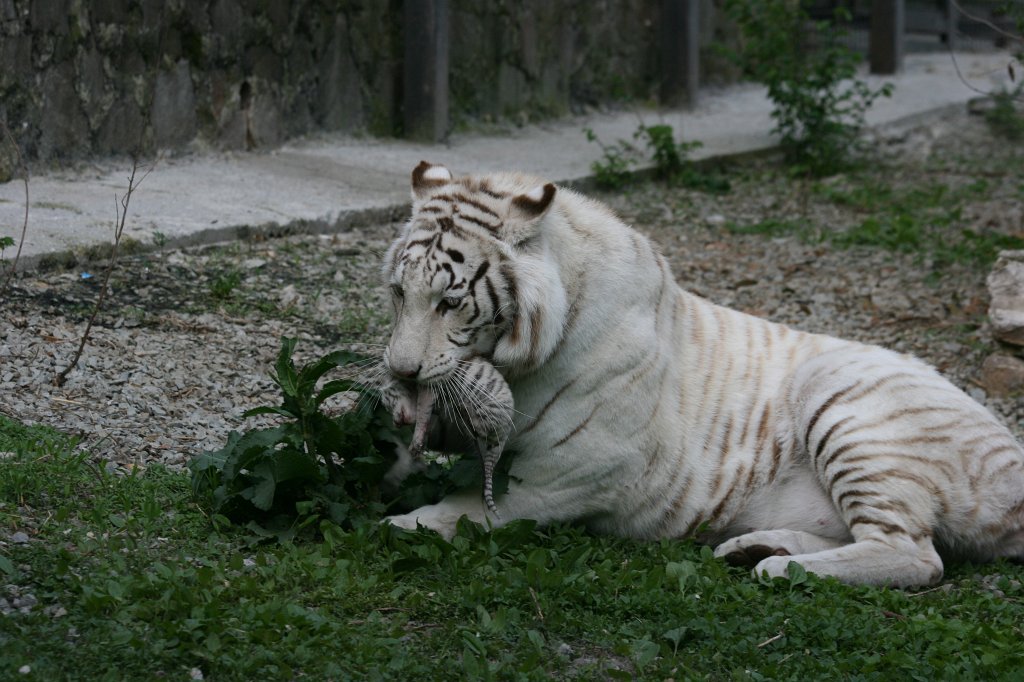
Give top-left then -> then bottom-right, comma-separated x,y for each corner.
870,0 -> 905,74
404,0 -> 449,142
660,0 -> 699,108
943,0 -> 957,48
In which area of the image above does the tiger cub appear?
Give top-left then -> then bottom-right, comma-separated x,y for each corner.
379,357 -> 513,517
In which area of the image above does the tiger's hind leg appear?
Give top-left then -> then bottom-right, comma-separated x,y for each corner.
752,534 -> 943,587
714,530 -> 846,567
768,348 -> 961,587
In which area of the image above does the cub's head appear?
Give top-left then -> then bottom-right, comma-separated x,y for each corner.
382,161 -> 563,384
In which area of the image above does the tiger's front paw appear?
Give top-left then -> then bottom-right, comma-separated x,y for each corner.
383,512 -> 425,533
715,535 -> 792,568
753,555 -> 796,581
382,511 -> 459,541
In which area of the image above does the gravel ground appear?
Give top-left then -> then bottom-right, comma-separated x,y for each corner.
1,108 -> 1022,470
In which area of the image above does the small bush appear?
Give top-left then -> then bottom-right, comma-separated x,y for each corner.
208,270 -> 243,300
725,0 -> 892,176
189,337 -> 399,537
984,87 -> 1024,141
584,127 -> 640,189
585,123 -> 730,193
189,337 -> 503,538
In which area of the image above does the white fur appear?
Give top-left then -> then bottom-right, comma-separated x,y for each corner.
423,165 -> 453,182
383,165 -> 1024,587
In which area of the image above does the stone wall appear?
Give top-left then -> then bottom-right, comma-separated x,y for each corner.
0,0 -> 735,179
449,0 -> 736,126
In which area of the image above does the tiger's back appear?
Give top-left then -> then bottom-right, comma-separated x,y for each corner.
382,161 -> 1024,587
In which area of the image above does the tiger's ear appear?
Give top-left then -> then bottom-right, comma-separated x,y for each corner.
411,161 -> 452,199
502,183 -> 556,245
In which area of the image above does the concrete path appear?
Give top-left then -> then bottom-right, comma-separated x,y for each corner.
0,51 -> 1015,271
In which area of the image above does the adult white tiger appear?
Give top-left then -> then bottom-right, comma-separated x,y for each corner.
382,161 -> 1024,587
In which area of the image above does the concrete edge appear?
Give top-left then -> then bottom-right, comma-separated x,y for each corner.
12,204 -> 412,273
4,100 -> 972,275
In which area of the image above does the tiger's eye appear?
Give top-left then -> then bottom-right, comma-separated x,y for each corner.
391,284 -> 405,298
441,295 -> 462,309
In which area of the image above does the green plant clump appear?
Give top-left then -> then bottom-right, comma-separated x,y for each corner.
725,0 -> 893,176
189,337 -> 399,537
723,175 -> 1024,271
2,410 -> 1023,679
984,87 -> 1024,141
188,337 -> 498,539
585,123 -> 730,193
584,126 -> 638,189
208,269 -> 243,300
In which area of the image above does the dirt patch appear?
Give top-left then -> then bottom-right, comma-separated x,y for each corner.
1,109 -> 1021,468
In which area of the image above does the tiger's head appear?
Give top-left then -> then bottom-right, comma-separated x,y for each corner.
382,161 -> 568,384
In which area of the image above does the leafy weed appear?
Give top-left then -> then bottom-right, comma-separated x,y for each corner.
984,87 -> 1024,141
585,123 -> 730,193
724,0 -> 893,176
208,269 -> 243,300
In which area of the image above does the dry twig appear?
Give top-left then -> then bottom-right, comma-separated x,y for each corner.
55,159 -> 152,386
945,1 -> 1023,97
950,1 -> 1024,45
528,586 -> 545,622
0,120 -> 29,295
757,632 -> 784,648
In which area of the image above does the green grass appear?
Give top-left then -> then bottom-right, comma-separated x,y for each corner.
208,270 -> 244,300
724,176 -> 1024,270
2,414 -> 1023,680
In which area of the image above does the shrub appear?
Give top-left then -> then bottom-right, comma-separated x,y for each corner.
189,337 -> 398,537
984,86 -> 1024,140
189,337 -> 505,538
585,123 -> 730,193
724,0 -> 893,176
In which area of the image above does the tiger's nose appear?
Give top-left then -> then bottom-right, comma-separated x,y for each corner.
390,363 -> 421,381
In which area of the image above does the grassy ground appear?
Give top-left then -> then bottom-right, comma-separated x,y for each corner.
4,110 -> 1024,680
1,414 -> 1022,681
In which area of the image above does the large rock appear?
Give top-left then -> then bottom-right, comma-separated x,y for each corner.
980,353 -> 1024,397
987,250 -> 1024,346
38,62 -> 90,160
152,60 -> 197,149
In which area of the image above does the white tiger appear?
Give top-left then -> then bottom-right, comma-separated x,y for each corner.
381,161 -> 1024,587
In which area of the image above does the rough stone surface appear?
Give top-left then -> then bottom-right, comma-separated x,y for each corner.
981,354 -> 1024,397
3,51 -> 1017,273
0,0 -> 733,164
94,94 -> 146,155
152,60 -> 198,150
2,110 -> 1022,471
0,134 -> 19,184
37,61 -> 90,160
987,250 -> 1024,346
